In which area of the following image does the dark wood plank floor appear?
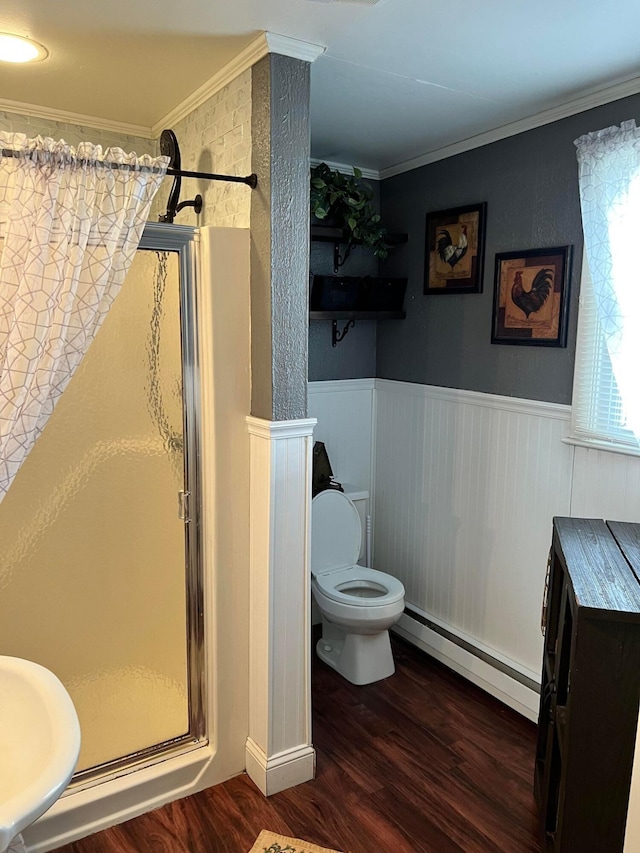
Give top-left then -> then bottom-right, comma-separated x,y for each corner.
54,636 -> 541,853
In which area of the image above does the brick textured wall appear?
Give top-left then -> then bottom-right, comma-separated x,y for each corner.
1,67 -> 252,231
153,69 -> 252,228
0,110 -> 156,156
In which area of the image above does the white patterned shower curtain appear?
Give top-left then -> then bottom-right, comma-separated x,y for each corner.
0,133 -> 168,502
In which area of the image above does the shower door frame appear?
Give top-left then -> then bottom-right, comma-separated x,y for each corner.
71,222 -> 206,788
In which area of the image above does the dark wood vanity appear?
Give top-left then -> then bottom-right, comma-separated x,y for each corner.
536,517 -> 640,852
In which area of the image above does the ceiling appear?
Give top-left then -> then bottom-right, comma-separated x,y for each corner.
1,0 -> 640,176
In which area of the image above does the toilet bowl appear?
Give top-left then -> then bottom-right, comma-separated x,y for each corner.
311,489 -> 405,685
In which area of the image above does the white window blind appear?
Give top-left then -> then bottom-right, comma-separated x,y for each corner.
570,251 -> 639,452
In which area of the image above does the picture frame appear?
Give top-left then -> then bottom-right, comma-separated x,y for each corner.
491,246 -> 572,346
424,202 -> 487,295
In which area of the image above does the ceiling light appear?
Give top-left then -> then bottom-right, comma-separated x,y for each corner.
0,34 -> 48,63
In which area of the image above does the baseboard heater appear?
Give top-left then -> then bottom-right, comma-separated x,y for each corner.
399,604 -> 540,695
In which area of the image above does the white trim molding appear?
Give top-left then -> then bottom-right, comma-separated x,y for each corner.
310,158 -> 380,181
308,377 -> 376,395
0,98 -> 154,140
154,32 -> 325,136
246,415 -> 317,796
153,33 -> 268,135
245,741 -> 316,798
380,74 -> 640,179
264,33 -> 326,63
375,378 -> 571,421
0,31 -> 325,144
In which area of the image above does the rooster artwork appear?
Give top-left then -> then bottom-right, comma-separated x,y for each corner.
436,225 -> 468,271
511,267 -> 553,319
425,203 -> 486,294
492,246 -> 571,346
433,223 -> 472,280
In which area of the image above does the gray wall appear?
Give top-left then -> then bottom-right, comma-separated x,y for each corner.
251,54 -> 310,420
308,181 -> 380,381
377,93 -> 640,405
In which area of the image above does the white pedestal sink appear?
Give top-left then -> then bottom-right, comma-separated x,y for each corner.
0,657 -> 81,853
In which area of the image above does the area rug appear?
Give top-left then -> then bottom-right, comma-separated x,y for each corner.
249,830 -> 343,853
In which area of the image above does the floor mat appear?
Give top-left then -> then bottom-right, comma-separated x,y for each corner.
249,830 -> 343,853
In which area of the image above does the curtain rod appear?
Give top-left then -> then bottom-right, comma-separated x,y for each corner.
166,166 -> 257,188
0,148 -> 258,189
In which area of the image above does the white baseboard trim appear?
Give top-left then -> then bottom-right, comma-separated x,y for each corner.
394,613 -> 540,722
245,739 -> 316,797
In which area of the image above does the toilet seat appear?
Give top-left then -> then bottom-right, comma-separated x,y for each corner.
313,566 -> 404,608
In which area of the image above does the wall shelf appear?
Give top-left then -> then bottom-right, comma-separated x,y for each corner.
311,224 -> 408,245
309,311 -> 406,347
311,224 -> 408,273
309,311 -> 406,321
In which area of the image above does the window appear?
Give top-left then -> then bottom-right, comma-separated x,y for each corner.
571,120 -> 640,454
570,252 -> 639,453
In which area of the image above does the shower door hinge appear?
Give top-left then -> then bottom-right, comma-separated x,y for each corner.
178,490 -> 191,524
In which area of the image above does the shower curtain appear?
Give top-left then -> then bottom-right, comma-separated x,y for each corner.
0,132 -> 168,502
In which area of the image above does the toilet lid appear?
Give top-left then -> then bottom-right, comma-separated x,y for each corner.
311,489 -> 362,575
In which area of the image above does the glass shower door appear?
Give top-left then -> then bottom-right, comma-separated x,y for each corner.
0,225 -> 203,778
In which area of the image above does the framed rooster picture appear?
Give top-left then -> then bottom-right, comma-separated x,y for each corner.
491,246 -> 572,346
424,202 -> 487,294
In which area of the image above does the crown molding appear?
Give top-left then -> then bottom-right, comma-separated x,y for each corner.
153,32 -> 324,136
380,74 -> 640,180
264,33 -> 325,63
0,98 -> 154,139
310,157 -> 380,180
152,33 -> 268,135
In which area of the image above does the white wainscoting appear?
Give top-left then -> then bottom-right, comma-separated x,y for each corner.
246,416 -> 317,796
308,379 -> 375,497
308,377 -> 640,720
374,380 -> 574,713
571,444 -> 640,521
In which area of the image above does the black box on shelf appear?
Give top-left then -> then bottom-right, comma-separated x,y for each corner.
358,277 -> 407,311
310,275 -> 361,311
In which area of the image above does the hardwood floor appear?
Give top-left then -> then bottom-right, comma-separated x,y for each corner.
53,636 -> 541,853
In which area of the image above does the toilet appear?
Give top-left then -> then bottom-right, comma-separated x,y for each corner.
311,489 -> 405,685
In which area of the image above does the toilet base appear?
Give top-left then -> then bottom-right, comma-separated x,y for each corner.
316,618 -> 396,685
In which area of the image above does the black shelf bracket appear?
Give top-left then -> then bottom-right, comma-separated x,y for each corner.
332,318 -> 356,347
333,241 -> 354,274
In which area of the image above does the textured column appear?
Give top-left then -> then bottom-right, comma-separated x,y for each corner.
250,54 -> 310,422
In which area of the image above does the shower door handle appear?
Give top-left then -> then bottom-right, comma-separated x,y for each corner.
178,490 -> 191,523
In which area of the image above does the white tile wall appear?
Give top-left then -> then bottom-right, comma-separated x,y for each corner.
152,70 -> 252,228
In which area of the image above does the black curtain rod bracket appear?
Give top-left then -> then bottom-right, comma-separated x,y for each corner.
159,129 -> 257,224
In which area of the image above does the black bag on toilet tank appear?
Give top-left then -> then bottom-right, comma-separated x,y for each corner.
312,441 -> 344,497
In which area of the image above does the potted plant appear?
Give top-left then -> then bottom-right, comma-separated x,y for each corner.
310,162 -> 388,267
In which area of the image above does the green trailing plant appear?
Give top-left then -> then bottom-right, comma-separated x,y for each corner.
310,162 -> 388,266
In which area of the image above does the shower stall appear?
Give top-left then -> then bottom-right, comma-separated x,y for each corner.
0,223 -> 205,784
